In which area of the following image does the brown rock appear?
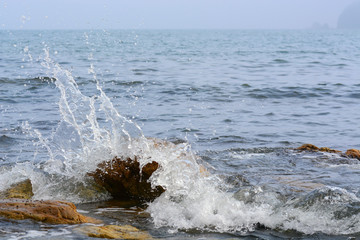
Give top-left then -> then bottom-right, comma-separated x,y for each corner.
345,149 -> 360,160
297,144 -> 320,152
75,224 -> 153,239
318,147 -> 342,153
0,179 -> 34,199
89,156 -> 164,201
0,199 -> 98,224
297,144 -> 341,154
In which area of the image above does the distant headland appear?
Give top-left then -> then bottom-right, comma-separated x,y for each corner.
338,1 -> 360,29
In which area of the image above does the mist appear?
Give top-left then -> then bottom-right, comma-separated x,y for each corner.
0,0 -> 358,29
338,0 -> 360,28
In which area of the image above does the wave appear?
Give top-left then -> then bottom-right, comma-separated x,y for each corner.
244,86 -> 360,100
246,87 -> 321,99
1,50 -> 359,236
0,76 -> 55,85
0,135 -> 17,146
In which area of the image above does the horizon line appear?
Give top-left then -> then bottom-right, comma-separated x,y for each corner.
0,27 -> 353,31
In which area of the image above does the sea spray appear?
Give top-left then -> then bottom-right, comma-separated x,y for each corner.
0,48 -> 360,236
0,49 -> 206,204
0,49 -> 146,202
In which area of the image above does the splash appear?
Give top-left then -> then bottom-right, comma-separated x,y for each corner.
0,49 -> 147,202
0,49 -> 359,236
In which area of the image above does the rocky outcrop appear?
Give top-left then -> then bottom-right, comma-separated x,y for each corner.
297,144 -> 319,152
297,144 -> 360,160
89,156 -> 164,201
318,147 -> 342,154
0,199 -> 98,224
345,149 -> 360,160
296,144 -> 341,153
75,224 -> 153,239
0,179 -> 34,199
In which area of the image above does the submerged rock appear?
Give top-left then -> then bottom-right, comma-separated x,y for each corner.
345,149 -> 360,160
75,224 -> 153,239
0,199 -> 98,224
89,156 -> 164,201
0,179 -> 34,199
273,176 -> 325,192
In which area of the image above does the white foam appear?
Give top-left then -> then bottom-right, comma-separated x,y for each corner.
8,229 -> 71,240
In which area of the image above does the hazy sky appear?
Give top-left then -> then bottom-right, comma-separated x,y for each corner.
0,0 -> 357,30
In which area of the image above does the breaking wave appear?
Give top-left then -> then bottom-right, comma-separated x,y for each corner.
0,50 -> 359,236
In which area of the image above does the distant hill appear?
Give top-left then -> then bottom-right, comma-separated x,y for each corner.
338,1 -> 360,29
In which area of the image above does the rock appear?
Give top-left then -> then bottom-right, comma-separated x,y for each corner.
0,199 -> 98,224
89,156 -> 164,201
0,179 -> 34,199
345,149 -> 360,160
75,224 -> 153,239
297,144 -> 341,153
297,144 -> 320,152
297,144 -> 360,161
318,147 -> 342,153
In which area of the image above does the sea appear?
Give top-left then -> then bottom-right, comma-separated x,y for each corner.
0,29 -> 360,239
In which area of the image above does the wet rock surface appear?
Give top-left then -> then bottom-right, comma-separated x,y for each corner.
345,149 -> 360,160
297,144 -> 360,160
89,156 -> 165,201
318,147 -> 342,153
296,144 -> 341,153
75,224 -> 153,239
0,179 -> 34,199
297,144 -> 320,152
0,199 -> 98,224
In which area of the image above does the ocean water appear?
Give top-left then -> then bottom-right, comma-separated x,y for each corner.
0,29 -> 360,239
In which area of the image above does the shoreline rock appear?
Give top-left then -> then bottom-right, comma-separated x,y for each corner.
74,224 -> 153,239
345,149 -> 360,160
0,179 -> 34,199
296,144 -> 341,153
296,144 -> 360,160
89,156 -> 164,201
297,144 -> 320,152
0,199 -> 99,224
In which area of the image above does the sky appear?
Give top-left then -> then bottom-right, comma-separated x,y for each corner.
0,0 -> 357,30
